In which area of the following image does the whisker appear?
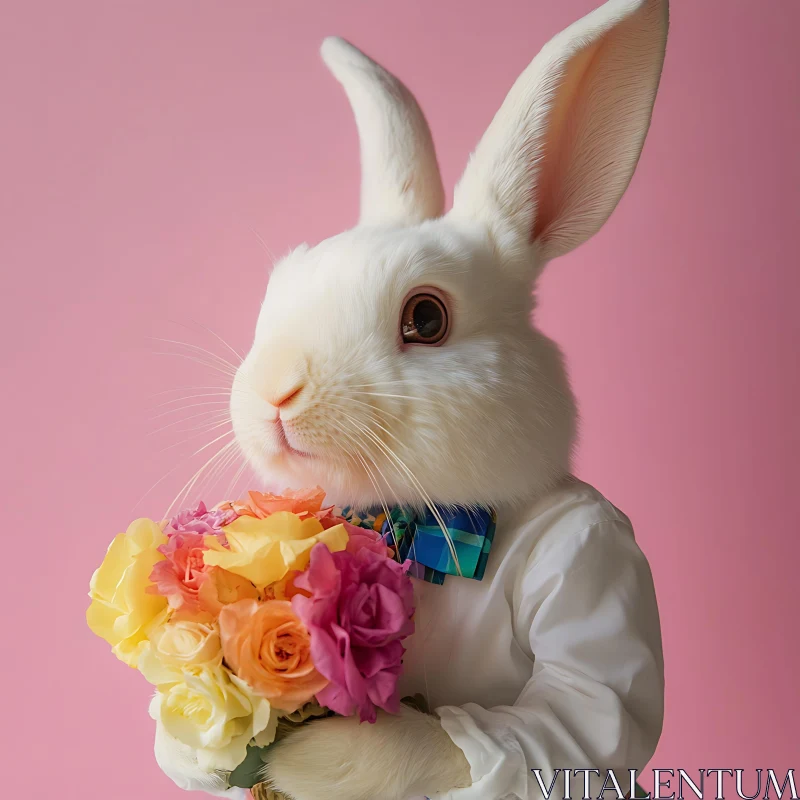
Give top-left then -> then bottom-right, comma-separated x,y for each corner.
335,418 -> 399,496
164,434 -> 238,517
348,379 -> 426,388
344,421 -> 463,576
224,459 -> 251,501
217,451 -> 247,501
153,351 -> 238,378
187,321 -> 245,363
331,421 -> 394,525
157,419 -> 233,453
349,391 -> 428,402
149,385 -> 234,398
129,435 -> 233,517
200,441 -> 242,499
315,396 -> 410,432
149,400 -> 231,421
161,317 -> 246,364
153,391 -> 237,408
354,451 -> 392,525
148,337 -> 240,375
149,410 -> 231,436
250,226 -> 278,263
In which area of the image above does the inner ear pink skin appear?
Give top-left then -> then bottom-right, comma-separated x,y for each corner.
399,285 -> 452,348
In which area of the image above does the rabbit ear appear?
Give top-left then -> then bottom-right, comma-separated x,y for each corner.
321,37 -> 445,226
450,0 -> 669,266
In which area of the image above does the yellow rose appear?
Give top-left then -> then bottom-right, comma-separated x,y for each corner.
149,666 -> 277,772
139,620 -> 222,687
86,518 -> 170,666
203,512 -> 349,588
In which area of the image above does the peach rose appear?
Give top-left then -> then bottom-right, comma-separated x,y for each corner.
219,599 -> 328,713
224,487 -> 327,519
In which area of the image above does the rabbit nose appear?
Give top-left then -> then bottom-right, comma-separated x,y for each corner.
269,384 -> 305,409
251,344 -> 309,413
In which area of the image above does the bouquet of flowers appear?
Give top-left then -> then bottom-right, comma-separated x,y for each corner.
86,487 -> 416,798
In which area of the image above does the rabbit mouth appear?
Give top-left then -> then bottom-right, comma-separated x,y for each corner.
273,419 -> 310,458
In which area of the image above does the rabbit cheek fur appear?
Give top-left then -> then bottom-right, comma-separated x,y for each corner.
230,222 -> 577,512
223,0 -> 669,798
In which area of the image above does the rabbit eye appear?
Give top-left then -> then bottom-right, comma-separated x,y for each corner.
401,292 -> 449,345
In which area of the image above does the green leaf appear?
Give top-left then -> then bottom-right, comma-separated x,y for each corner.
228,744 -> 271,789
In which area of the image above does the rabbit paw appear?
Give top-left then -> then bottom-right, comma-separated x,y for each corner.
262,704 -> 471,800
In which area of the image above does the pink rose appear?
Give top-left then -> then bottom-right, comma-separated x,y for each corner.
169,501 -> 236,537
148,532 -> 211,613
291,543 -> 415,723
343,522 -> 392,558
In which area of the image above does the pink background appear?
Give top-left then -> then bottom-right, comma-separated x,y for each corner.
2,0 -> 798,796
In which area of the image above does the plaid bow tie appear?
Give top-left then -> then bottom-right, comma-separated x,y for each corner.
339,504 -> 496,585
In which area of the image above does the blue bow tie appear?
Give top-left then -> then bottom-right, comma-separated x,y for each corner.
340,504 -> 496,585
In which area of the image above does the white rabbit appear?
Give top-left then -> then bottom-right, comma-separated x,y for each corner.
157,0 -> 670,797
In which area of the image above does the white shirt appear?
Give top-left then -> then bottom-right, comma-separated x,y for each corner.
398,478 -> 664,800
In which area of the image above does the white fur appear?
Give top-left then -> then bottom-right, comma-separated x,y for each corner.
231,221 -> 576,512
263,705 -> 471,800
321,37 -> 445,225
173,1 -> 670,798
452,0 -> 669,265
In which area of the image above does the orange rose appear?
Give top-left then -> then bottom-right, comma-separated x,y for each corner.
219,599 -> 327,712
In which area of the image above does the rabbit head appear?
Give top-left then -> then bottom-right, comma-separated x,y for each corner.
231,0 -> 669,510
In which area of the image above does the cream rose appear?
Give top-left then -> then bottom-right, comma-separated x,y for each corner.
139,620 -> 222,686
154,721 -> 246,797
149,666 -> 277,772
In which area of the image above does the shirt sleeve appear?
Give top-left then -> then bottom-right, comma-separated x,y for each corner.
432,519 -> 664,800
